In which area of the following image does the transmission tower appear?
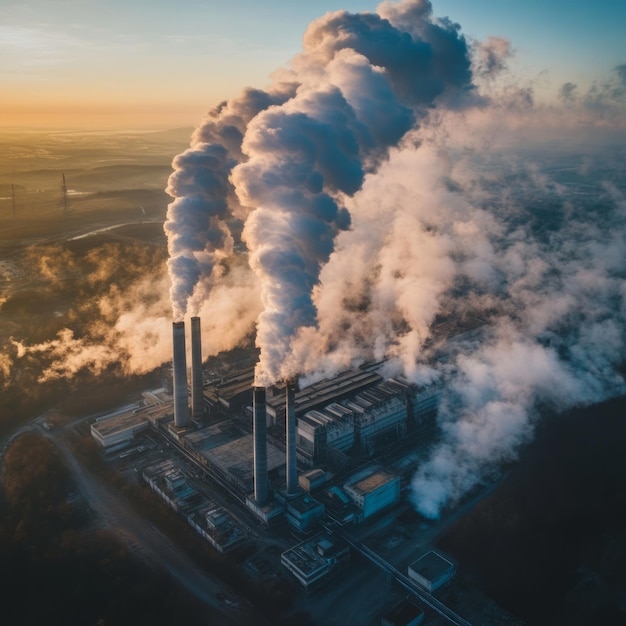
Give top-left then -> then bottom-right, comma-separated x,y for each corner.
61,173 -> 68,214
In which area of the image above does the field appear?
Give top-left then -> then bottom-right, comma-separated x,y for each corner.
0,127 -> 192,243
0,128 -> 193,435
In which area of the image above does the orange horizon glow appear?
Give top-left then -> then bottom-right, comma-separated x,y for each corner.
0,99 -> 212,131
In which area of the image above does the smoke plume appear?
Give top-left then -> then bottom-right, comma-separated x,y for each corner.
164,84 -> 297,321
166,0 -> 473,383
161,0 -> 626,516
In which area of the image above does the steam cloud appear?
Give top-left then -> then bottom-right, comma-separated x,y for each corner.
162,0 -> 626,517
166,0 -> 474,384
5,0 -> 625,519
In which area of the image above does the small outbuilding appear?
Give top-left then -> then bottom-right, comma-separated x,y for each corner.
408,551 -> 456,592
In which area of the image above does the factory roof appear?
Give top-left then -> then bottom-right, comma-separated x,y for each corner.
281,533 -> 347,576
409,551 -> 455,582
203,365 -> 255,406
301,468 -> 326,482
287,495 -> 324,515
266,368 -> 382,418
295,369 -> 382,414
345,468 -> 397,496
91,410 -> 147,437
202,433 -> 285,482
184,420 -> 247,452
91,400 -> 171,438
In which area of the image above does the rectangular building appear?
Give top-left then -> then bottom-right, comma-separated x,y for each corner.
281,533 -> 350,591
343,467 -> 400,521
408,551 -> 456,592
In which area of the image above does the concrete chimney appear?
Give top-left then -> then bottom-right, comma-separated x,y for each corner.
253,386 -> 269,505
190,316 -> 203,420
286,380 -> 298,495
172,321 -> 190,428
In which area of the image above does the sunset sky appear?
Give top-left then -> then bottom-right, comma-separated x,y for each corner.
2,0 -> 625,129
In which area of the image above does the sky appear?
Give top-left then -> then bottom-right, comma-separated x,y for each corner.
1,0 -> 625,129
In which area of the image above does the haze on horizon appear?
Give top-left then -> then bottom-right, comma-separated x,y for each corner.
1,0 -> 625,129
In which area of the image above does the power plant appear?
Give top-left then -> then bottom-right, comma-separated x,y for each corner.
90,313 -> 475,616
103,314 -> 451,530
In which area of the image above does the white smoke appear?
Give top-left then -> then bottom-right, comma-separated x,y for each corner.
200,0 -> 471,384
164,83 -> 297,321
5,249 -> 260,386
304,110 -> 626,518
161,0 -> 626,516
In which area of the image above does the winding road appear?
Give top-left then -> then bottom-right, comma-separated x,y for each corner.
0,418 -> 268,626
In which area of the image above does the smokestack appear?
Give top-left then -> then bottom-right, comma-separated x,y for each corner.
286,380 -> 298,495
253,386 -> 269,505
190,316 -> 203,420
172,321 -> 190,428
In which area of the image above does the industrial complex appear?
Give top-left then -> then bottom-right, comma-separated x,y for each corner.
89,315 -> 485,624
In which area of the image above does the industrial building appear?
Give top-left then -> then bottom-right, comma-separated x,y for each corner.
83,310 -> 486,625
143,460 -> 202,512
90,409 -> 150,451
284,494 -> 325,532
297,402 -> 354,467
187,502 -> 247,554
343,466 -> 401,521
92,315 -> 445,534
182,421 -> 286,496
317,485 -> 358,525
294,375 -> 440,470
346,380 -> 409,455
202,365 -> 255,415
143,460 -> 246,553
90,389 -> 171,451
408,551 -> 456,592
298,468 -> 328,493
281,532 -> 350,591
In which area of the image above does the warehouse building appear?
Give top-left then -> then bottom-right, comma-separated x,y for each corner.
90,391 -> 172,451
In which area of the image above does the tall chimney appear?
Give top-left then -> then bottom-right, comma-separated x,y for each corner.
286,380 -> 298,495
253,386 -> 269,505
190,316 -> 203,420
172,321 -> 190,428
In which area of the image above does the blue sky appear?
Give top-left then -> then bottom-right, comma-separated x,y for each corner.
1,0 -> 624,127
